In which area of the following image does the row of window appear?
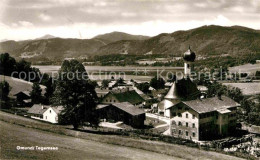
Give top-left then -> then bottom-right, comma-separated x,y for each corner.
172,112 -> 196,119
173,129 -> 196,137
105,99 -> 116,103
177,121 -> 196,128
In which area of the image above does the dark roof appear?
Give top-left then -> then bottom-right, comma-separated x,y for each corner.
28,104 -> 48,115
14,91 -> 30,97
109,90 -> 144,104
177,96 -> 240,113
175,78 -> 200,100
112,102 -> 145,116
96,104 -> 110,109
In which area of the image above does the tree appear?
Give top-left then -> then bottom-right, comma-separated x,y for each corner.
0,53 -> 16,76
43,77 -> 55,105
136,82 -> 150,94
52,60 -> 98,129
30,82 -> 42,104
0,81 -> 11,109
150,76 -> 165,90
102,79 -> 110,88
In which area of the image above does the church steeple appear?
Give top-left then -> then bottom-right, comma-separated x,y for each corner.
183,46 -> 196,78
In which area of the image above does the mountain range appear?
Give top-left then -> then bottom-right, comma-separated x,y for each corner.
1,25 -> 260,60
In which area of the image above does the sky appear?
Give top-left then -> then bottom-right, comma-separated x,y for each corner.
0,0 -> 260,41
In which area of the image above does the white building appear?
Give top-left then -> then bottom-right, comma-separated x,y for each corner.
28,104 -> 64,124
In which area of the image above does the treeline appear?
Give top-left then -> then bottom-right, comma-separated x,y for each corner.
195,52 -> 260,71
203,80 -> 260,126
0,53 -> 50,84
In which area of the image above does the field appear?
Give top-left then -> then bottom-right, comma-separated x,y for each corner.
0,75 -> 46,97
0,111 -> 244,160
229,63 -> 260,75
223,82 -> 260,95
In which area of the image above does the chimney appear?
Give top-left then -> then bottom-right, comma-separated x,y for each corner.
41,104 -> 44,109
217,92 -> 222,100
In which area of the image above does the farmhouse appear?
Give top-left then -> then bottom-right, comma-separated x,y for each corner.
27,104 -> 64,123
97,102 -> 145,128
167,96 -> 239,141
14,91 -> 32,107
158,47 -> 240,141
101,90 -> 145,106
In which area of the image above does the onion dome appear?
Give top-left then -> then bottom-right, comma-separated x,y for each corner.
183,46 -> 196,62
165,82 -> 180,99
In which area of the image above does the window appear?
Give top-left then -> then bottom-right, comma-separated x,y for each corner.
186,122 -> 188,127
50,110 -> 51,113
179,130 -> 182,135
192,114 -> 195,119
186,114 -> 188,118
110,99 -> 112,102
186,131 -> 188,136
192,132 -> 195,137
178,107 -> 182,110
192,123 -> 195,128
178,113 -> 182,117
106,99 -> 108,102
178,122 -> 182,126
114,100 -> 116,102
45,116 -> 47,119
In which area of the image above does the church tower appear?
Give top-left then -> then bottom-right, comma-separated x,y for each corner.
183,46 -> 196,78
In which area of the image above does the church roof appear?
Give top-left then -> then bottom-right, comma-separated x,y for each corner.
164,82 -> 180,99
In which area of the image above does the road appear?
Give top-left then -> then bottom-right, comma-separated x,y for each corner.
0,121 -> 181,160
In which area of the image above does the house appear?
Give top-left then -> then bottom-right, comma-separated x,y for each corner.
166,96 -> 239,141
14,91 -> 32,107
27,104 -> 64,123
157,47 -> 240,141
97,102 -> 145,128
95,87 -> 110,99
101,90 -> 145,106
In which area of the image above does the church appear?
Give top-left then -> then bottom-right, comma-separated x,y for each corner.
158,47 -> 240,141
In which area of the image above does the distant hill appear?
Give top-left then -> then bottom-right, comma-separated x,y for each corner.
97,25 -> 260,56
94,31 -> 150,43
0,38 -> 106,59
35,34 -> 56,40
1,25 -> 260,60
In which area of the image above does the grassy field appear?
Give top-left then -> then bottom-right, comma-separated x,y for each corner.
229,63 -> 260,75
0,111 -> 245,160
0,75 -> 46,97
223,82 -> 260,95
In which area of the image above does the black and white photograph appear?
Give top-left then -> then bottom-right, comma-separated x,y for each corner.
0,0 -> 260,159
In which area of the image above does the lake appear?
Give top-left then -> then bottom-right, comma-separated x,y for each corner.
33,65 -> 184,82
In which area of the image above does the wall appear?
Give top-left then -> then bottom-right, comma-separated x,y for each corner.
43,107 -> 58,124
169,106 -> 199,141
101,93 -> 120,104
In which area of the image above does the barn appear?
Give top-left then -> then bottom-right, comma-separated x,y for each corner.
97,102 -> 145,128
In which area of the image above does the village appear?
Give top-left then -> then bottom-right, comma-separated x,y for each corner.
1,47 -> 259,159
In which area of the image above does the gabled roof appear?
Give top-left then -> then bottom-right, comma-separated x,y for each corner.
28,105 -> 64,115
179,96 -> 240,114
112,102 -> 145,116
28,104 -> 48,115
51,106 -> 64,114
14,91 -> 30,97
107,90 -> 144,105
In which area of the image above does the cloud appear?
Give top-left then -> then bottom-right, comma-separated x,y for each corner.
18,21 -> 34,27
39,13 -> 51,21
